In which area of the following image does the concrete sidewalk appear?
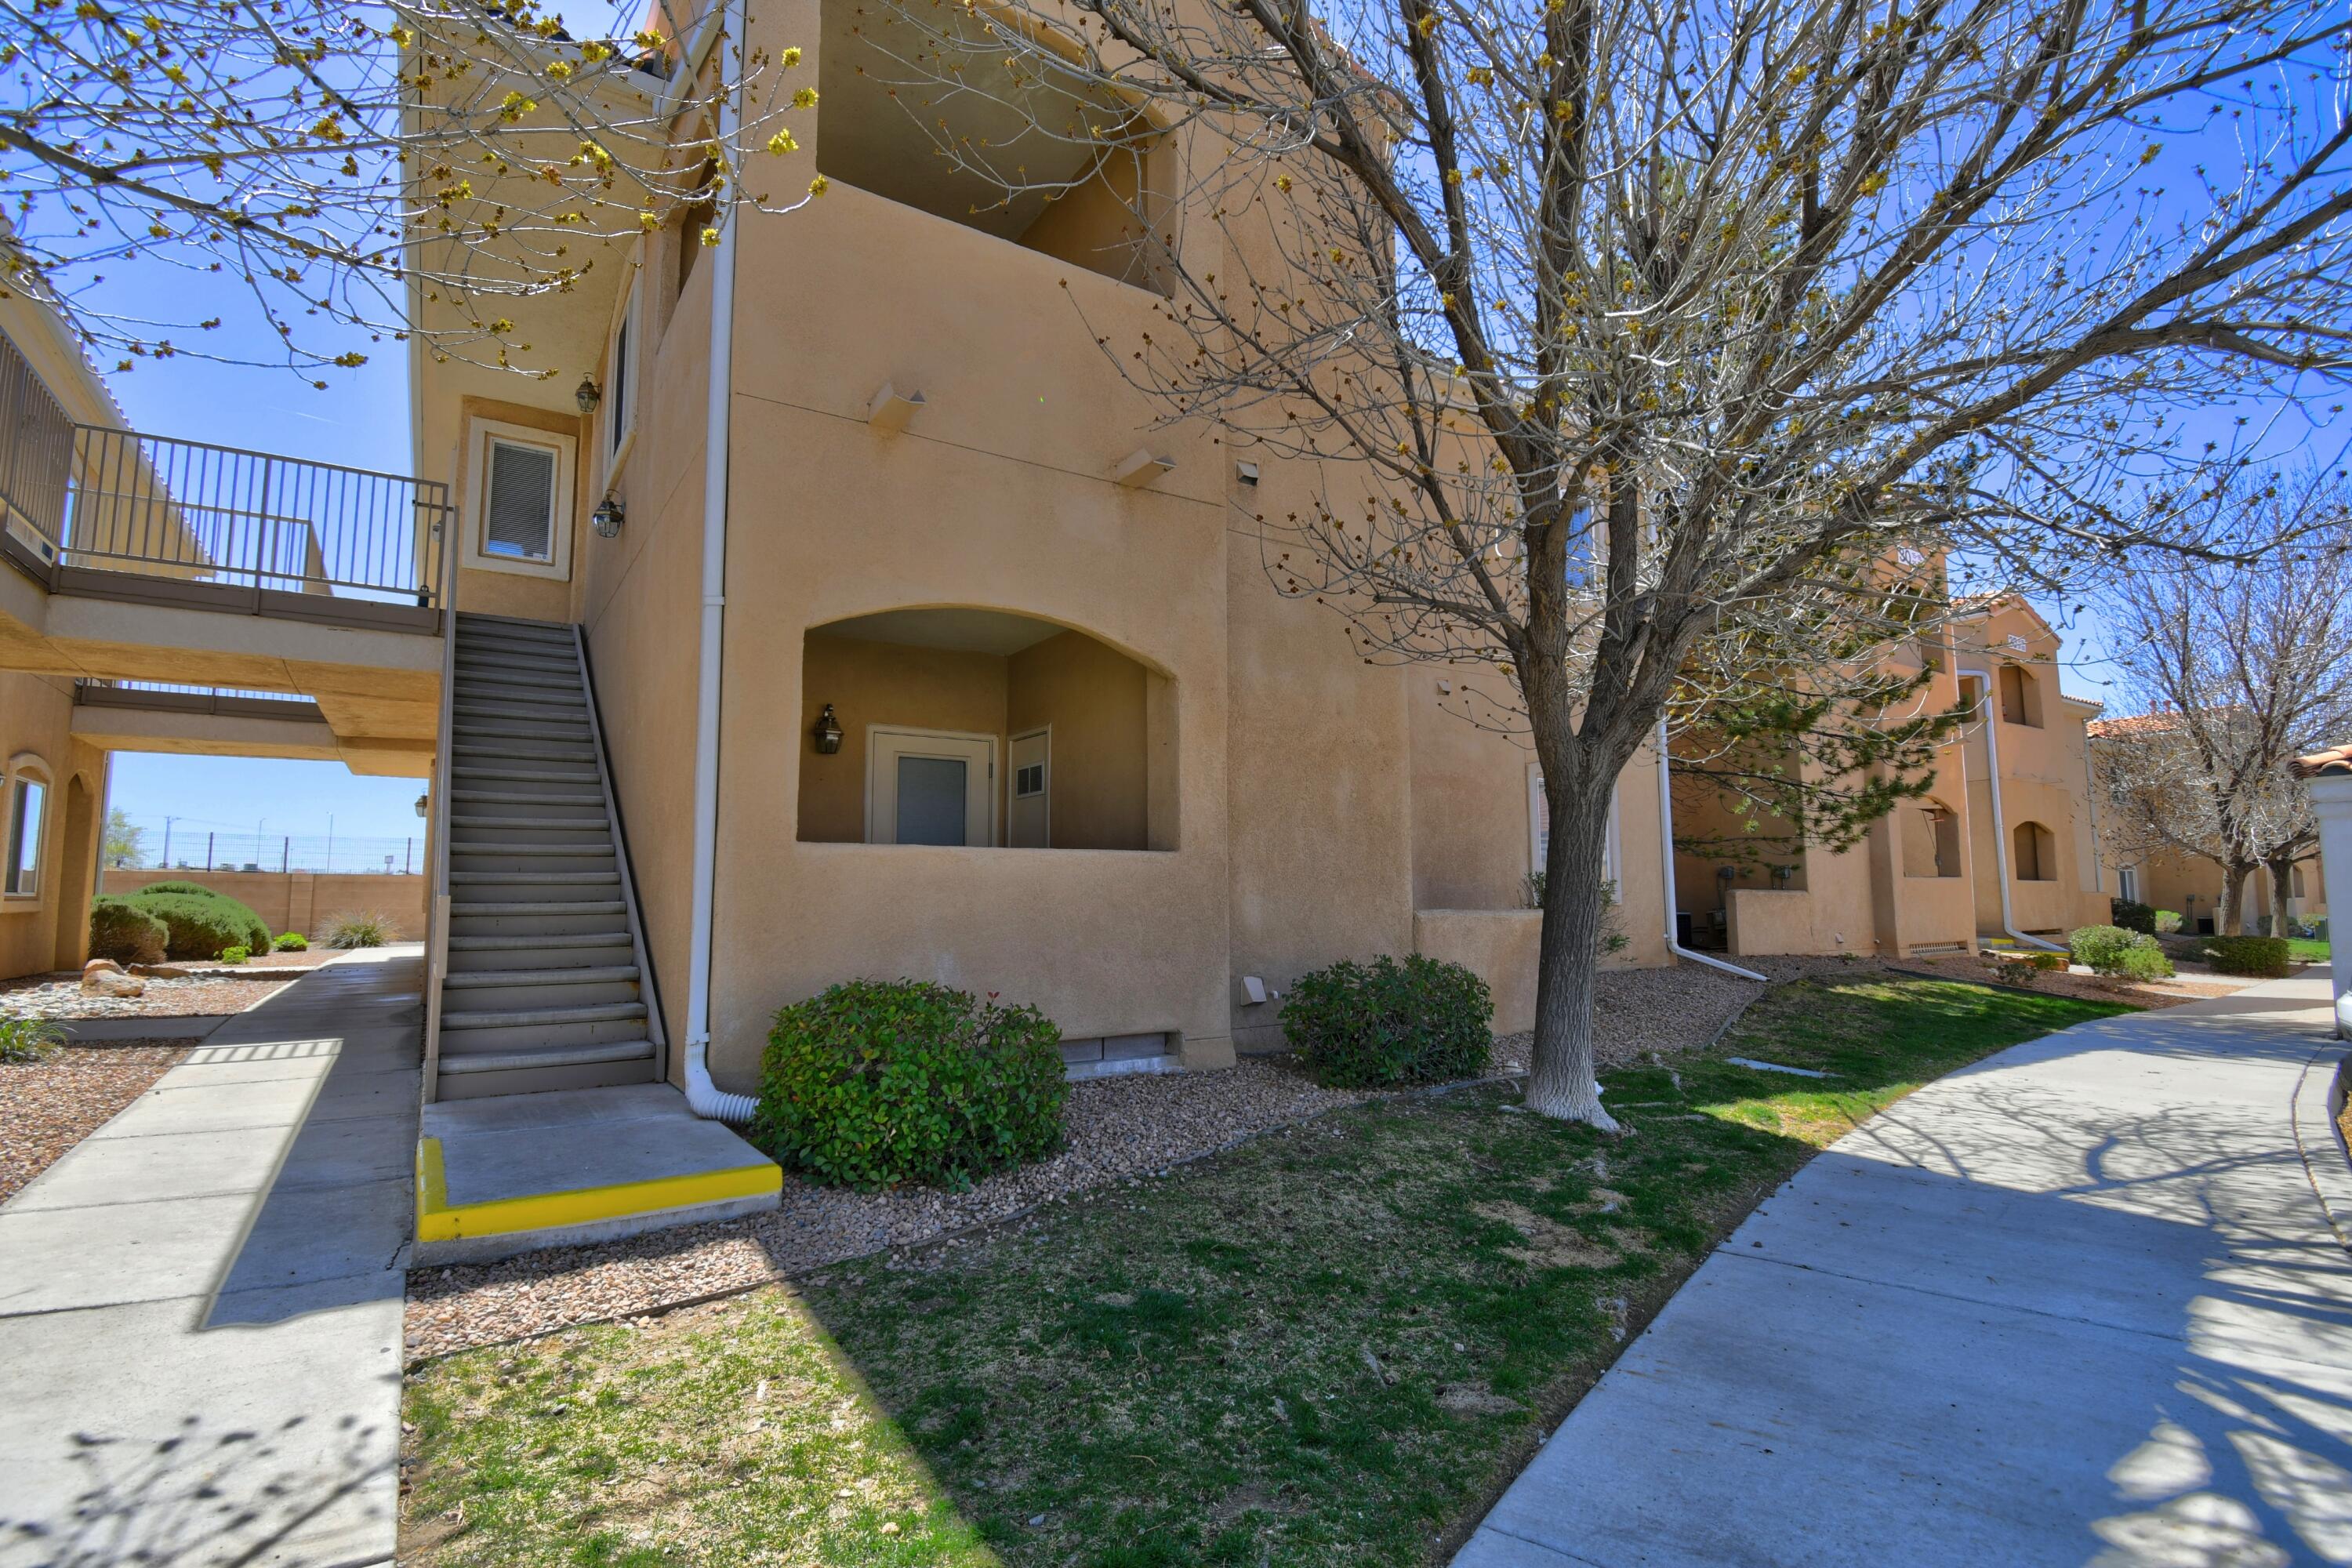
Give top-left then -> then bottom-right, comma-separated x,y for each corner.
0,948 -> 422,1568
1456,974 -> 2352,1568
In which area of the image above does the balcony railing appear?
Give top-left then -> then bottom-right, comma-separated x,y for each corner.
0,423 -> 453,608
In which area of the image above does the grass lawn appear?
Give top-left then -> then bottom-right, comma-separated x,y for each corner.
401,975 -> 2128,1568
2287,937 -> 2330,964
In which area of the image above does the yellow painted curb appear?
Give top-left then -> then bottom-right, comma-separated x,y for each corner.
414,1135 -> 782,1242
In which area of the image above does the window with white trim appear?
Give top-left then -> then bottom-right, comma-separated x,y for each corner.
2118,865 -> 2140,904
604,275 -> 640,469
463,419 -> 575,580
1528,765 -> 1619,884
5,765 -> 47,897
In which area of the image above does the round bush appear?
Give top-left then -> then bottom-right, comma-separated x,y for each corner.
2109,899 -> 2157,936
751,979 -> 1067,1189
2071,924 -> 2173,979
136,880 -> 221,898
124,891 -> 269,960
2203,935 -> 2291,978
89,896 -> 168,966
1283,954 -> 1492,1088
272,931 -> 308,952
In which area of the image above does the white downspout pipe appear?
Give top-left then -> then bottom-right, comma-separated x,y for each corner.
1656,721 -> 1768,982
1959,670 -> 2064,953
681,0 -> 757,1123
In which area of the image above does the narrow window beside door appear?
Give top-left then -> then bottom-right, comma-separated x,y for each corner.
5,775 -> 44,896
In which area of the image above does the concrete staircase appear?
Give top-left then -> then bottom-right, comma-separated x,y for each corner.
431,612 -> 662,1100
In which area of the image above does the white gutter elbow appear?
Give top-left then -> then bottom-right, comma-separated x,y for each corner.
1656,720 -> 1768,983
1958,670 -> 2064,953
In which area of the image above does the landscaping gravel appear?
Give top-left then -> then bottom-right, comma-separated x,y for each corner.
0,1040 -> 198,1204
0,970 -> 300,1021
403,963 -> 1774,1364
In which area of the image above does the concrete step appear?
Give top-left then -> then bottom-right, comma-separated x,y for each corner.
456,653 -> 581,678
456,739 -> 598,764
452,879 -> 621,906
452,663 -> 582,691
448,904 -> 632,938
452,688 -> 587,713
446,933 -> 635,971
445,846 -> 616,860
431,1054 -> 662,1101
450,814 -> 614,836
457,618 -> 575,643
451,762 -> 601,787
441,971 -> 642,1011
457,611 -> 575,635
459,636 -> 579,662
435,1037 -> 654,1077
438,1004 -> 652,1054
451,789 -> 610,814
451,869 -> 620,887
455,717 -> 594,742
413,1084 -> 779,1260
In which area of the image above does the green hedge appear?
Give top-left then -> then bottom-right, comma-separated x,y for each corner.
272,931 -> 308,951
89,896 -> 168,966
1283,954 -> 1492,1088
2203,935 -> 2292,978
2068,924 -> 2172,980
122,889 -> 269,960
2109,900 -> 2157,935
752,979 -> 1067,1189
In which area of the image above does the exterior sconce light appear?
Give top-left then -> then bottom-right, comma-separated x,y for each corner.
575,375 -> 602,415
811,702 -> 844,755
414,792 -> 429,819
867,382 -> 926,434
1112,448 -> 1176,488
591,496 -> 626,538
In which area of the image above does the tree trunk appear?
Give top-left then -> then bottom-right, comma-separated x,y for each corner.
2266,855 -> 2296,938
1523,764 -> 1619,1130
2218,862 -> 2252,935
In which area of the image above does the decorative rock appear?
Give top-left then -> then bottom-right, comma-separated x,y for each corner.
82,958 -> 124,978
81,968 -> 145,997
129,964 -> 196,979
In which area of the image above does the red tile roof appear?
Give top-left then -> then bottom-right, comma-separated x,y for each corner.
2085,712 -> 2183,740
2291,742 -> 2352,779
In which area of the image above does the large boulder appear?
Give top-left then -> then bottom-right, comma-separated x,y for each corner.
81,967 -> 144,997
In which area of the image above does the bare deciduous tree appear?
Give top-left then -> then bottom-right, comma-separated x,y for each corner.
846,0 -> 2350,1124
0,0 -> 817,379
2095,474 -> 2352,934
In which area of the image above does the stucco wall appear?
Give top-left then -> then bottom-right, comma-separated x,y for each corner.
1413,909 -> 1542,1035
798,634 -> 1011,843
98,868 -> 426,940
0,672 -> 104,979
1007,630 -> 1152,851
1409,677 -> 1539,913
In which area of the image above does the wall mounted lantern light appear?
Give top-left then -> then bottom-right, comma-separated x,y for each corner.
414,792 -> 429,819
591,496 -> 626,538
812,702 -> 844,755
575,375 -> 603,415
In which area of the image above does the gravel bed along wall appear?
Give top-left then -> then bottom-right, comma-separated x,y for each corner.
404,962 -> 1773,1363
0,1040 -> 199,1205
0,971 -> 300,1021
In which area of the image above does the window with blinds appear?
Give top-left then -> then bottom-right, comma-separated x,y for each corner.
483,439 -> 557,561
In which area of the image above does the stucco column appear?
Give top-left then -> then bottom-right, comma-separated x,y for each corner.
2309,773 -> 2352,1038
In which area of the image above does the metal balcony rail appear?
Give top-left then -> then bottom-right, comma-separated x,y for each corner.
76,678 -> 313,705
0,415 -> 452,607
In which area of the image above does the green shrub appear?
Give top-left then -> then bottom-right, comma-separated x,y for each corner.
217,945 -> 249,965
752,979 -> 1067,1189
2071,924 -> 2172,978
1283,953 -> 1493,1088
2154,909 -> 2183,935
136,879 -> 220,897
2110,899 -> 2156,935
88,896 -> 168,966
1995,950 -> 2067,975
321,910 -> 397,949
0,1016 -> 66,1064
271,931 -> 308,951
122,890 -> 269,961
2204,935 -> 2292,978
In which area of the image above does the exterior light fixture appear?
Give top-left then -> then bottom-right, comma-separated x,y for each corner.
811,702 -> 844,755
575,375 -> 603,415
866,382 -> 926,433
1112,448 -> 1176,488
415,792 -> 429,818
591,496 -> 626,538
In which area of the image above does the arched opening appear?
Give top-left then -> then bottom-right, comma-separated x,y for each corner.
2012,820 -> 2056,881
797,609 -> 1176,851
1902,801 -> 1962,878
1997,662 -> 2042,728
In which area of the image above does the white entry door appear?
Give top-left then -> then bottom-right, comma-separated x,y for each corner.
1008,728 -> 1050,848
867,728 -> 996,846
